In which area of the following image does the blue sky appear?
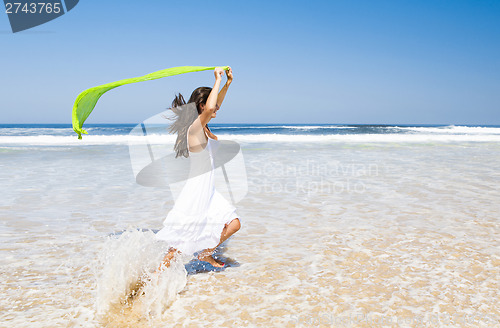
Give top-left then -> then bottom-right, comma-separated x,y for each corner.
0,0 -> 499,125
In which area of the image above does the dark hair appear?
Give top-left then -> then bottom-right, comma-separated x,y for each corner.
166,86 -> 212,158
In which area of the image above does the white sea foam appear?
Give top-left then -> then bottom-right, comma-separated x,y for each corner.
390,125 -> 500,134
221,133 -> 500,143
1,132 -> 500,146
0,134 -> 171,146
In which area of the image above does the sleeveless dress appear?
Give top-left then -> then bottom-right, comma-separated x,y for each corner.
155,126 -> 240,256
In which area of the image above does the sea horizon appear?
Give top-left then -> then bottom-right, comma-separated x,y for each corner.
2,123 -> 500,146
2,122 -> 500,127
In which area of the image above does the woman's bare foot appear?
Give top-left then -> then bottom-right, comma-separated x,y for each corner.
158,248 -> 180,272
197,253 -> 225,267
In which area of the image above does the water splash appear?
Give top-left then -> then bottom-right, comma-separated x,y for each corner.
93,229 -> 188,326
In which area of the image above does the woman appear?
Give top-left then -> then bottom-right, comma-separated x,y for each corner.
156,67 -> 241,269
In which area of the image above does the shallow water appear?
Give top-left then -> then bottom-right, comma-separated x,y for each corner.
1,134 -> 499,327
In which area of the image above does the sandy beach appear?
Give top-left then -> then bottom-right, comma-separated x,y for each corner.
1,125 -> 499,327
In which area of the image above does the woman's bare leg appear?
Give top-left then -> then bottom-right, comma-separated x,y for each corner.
158,247 -> 181,271
198,218 -> 241,267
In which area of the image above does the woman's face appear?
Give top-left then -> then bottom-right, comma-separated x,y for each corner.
200,103 -> 219,118
213,104 -> 220,117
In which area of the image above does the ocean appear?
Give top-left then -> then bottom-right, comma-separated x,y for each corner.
1,123 -> 499,327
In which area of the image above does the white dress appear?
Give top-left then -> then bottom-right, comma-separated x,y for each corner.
155,126 -> 240,255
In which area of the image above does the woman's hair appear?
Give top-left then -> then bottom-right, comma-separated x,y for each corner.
166,86 -> 213,158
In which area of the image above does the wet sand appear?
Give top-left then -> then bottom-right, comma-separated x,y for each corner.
1,141 -> 499,327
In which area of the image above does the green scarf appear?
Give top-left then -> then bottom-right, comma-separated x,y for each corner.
72,65 -> 229,139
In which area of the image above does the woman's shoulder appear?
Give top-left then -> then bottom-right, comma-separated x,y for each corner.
187,121 -> 211,153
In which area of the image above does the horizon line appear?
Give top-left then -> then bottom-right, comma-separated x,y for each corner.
1,123 -> 500,127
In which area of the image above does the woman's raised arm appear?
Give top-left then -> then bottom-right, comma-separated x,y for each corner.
217,66 -> 232,107
199,67 -> 224,126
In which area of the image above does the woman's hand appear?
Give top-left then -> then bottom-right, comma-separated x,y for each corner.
214,67 -> 225,81
226,66 -> 233,85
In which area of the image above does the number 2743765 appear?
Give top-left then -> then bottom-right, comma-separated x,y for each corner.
5,2 -> 62,14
